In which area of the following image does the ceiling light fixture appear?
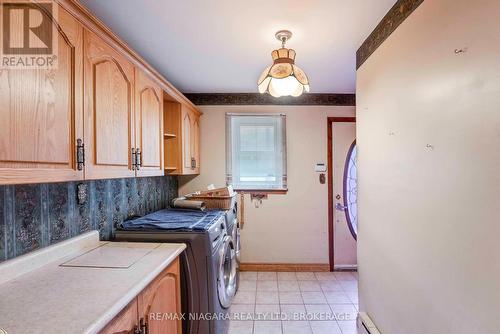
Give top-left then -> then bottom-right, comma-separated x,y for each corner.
258,30 -> 310,98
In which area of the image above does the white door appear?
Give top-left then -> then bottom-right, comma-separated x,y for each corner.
332,121 -> 357,268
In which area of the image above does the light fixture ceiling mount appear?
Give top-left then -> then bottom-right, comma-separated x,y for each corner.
275,29 -> 293,47
258,30 -> 310,98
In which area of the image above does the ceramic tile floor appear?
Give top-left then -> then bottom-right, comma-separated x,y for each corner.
229,271 -> 359,334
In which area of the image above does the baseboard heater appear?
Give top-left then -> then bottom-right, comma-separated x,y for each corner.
333,264 -> 357,271
357,312 -> 381,334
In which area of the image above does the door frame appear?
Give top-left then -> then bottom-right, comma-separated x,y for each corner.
327,117 -> 356,271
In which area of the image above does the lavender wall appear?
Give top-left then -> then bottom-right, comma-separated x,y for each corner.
0,176 -> 178,262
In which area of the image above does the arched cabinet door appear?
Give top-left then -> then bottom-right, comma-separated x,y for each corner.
135,69 -> 164,177
0,5 -> 84,184
84,30 -> 135,179
181,107 -> 192,171
100,299 -> 138,334
138,258 -> 181,334
163,102 -> 201,175
191,115 -> 200,174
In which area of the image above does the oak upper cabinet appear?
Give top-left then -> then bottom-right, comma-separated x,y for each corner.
0,2 -> 194,185
100,299 -> 138,334
164,102 -> 201,175
181,105 -> 193,172
138,258 -> 181,334
0,6 -> 84,185
191,110 -> 201,174
84,30 -> 135,180
183,105 -> 201,174
135,69 -> 164,177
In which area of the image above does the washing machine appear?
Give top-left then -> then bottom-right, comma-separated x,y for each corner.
115,209 -> 237,334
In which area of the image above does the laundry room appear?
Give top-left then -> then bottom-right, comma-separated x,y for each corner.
1,1 -> 499,334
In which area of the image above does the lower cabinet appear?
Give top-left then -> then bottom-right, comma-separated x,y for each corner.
100,299 -> 138,334
100,258 -> 181,334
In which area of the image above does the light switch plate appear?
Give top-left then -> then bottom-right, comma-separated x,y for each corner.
315,163 -> 327,172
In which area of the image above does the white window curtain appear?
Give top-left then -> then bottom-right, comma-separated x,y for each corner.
226,114 -> 287,190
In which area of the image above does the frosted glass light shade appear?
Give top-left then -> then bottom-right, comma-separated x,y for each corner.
258,47 -> 310,97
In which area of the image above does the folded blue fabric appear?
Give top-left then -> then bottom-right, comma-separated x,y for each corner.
119,209 -> 224,231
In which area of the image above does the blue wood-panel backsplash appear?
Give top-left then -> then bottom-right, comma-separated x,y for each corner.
0,175 -> 178,262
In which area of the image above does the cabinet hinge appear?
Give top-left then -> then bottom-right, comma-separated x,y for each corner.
76,138 -> 85,171
191,157 -> 196,169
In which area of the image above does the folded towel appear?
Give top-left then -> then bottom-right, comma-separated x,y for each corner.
119,209 -> 224,231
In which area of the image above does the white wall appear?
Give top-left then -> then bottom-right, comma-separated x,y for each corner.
356,0 -> 500,333
179,105 -> 355,264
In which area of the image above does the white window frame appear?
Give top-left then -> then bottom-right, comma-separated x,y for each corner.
225,113 -> 287,191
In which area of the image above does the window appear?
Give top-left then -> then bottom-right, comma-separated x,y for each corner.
226,114 -> 287,191
343,140 -> 357,240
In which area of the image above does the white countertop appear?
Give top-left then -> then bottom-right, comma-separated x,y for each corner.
0,231 -> 186,334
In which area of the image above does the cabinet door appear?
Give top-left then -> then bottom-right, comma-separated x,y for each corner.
181,105 -> 192,173
100,299 -> 138,334
191,112 -> 200,174
135,69 -> 163,177
0,6 -> 84,185
138,258 -> 181,334
84,30 -> 135,180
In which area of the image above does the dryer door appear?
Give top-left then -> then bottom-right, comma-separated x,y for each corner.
217,235 -> 237,308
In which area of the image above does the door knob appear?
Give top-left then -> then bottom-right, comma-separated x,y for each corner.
335,203 -> 347,211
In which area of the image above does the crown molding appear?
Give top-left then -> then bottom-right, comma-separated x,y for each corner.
183,93 -> 356,106
357,0 -> 424,69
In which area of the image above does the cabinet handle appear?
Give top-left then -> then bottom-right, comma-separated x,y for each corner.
136,148 -> 142,169
76,138 -> 85,171
139,317 -> 147,334
131,148 -> 136,171
191,157 -> 196,169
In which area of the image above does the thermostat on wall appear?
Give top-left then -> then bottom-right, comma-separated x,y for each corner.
315,163 -> 327,172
